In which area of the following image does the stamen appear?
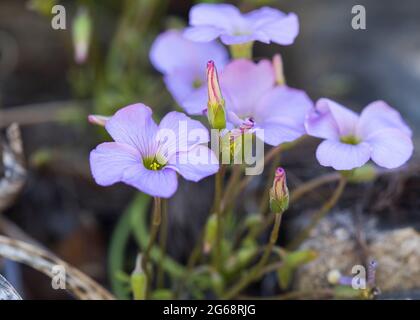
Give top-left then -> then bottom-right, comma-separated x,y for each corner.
143,156 -> 166,171
340,135 -> 360,145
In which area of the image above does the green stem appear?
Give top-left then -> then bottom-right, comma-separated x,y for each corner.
213,165 -> 224,271
142,197 -> 162,299
290,172 -> 341,203
221,164 -> 243,214
157,199 -> 168,288
287,176 -> 347,250
130,195 -> 185,279
223,212 -> 283,299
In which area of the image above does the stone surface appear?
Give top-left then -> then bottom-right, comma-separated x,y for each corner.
294,212 -> 420,293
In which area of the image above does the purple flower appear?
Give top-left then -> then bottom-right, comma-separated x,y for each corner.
150,30 -> 228,114
305,99 -> 413,170
184,4 -> 299,46
90,103 -> 219,198
188,58 -> 313,146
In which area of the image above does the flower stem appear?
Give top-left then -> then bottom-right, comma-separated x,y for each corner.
221,164 -> 243,214
223,212 -> 283,299
142,197 -> 161,299
290,172 -> 341,203
157,199 -> 167,288
213,165 -> 225,271
287,175 -> 347,250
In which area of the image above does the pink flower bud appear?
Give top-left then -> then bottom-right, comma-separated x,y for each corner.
206,60 -> 226,129
269,167 -> 289,213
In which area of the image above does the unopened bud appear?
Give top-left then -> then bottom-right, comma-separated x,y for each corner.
72,7 -> 92,64
273,54 -> 285,86
88,114 -> 110,127
206,60 -> 226,130
131,255 -> 147,300
269,167 -> 289,213
203,215 -> 218,254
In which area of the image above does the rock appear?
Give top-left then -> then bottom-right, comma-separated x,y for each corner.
294,212 -> 420,294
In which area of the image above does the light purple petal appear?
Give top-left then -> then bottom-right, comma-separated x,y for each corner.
181,86 -> 208,115
305,107 -> 338,140
220,34 -> 256,45
157,111 -> 209,159
357,100 -> 412,139
123,166 -> 178,198
254,86 -> 313,131
245,7 -> 287,27
256,121 -> 304,146
306,98 -> 358,140
316,140 -> 371,170
365,128 -> 413,169
221,59 -> 274,117
168,145 -> 219,182
255,13 -> 299,45
254,86 -> 312,146
164,68 -> 198,107
90,142 -> 141,186
105,104 -> 158,157
246,8 -> 299,45
150,30 -> 228,74
189,3 -> 245,31
183,26 -> 223,43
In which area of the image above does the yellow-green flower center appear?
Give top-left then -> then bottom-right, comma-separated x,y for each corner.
192,78 -> 202,89
143,156 -> 166,171
340,135 -> 360,145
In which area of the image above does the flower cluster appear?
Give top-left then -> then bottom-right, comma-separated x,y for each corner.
90,2 -> 413,198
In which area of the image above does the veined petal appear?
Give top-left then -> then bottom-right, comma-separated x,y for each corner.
157,111 -> 209,160
316,140 -> 371,170
105,103 -> 158,157
219,34 -> 256,45
182,86 -> 208,115
168,145 -> 219,182
357,100 -> 412,139
256,121 -> 304,146
164,68 -> 198,107
150,30 -> 228,74
245,7 -> 287,27
365,128 -> 413,169
184,26 -> 223,43
306,98 -> 358,140
122,166 -> 178,198
253,13 -> 299,45
221,59 -> 275,117
189,3 -> 245,31
90,142 -> 141,186
254,86 -> 313,131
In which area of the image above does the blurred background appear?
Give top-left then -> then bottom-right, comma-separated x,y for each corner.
0,0 -> 419,299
